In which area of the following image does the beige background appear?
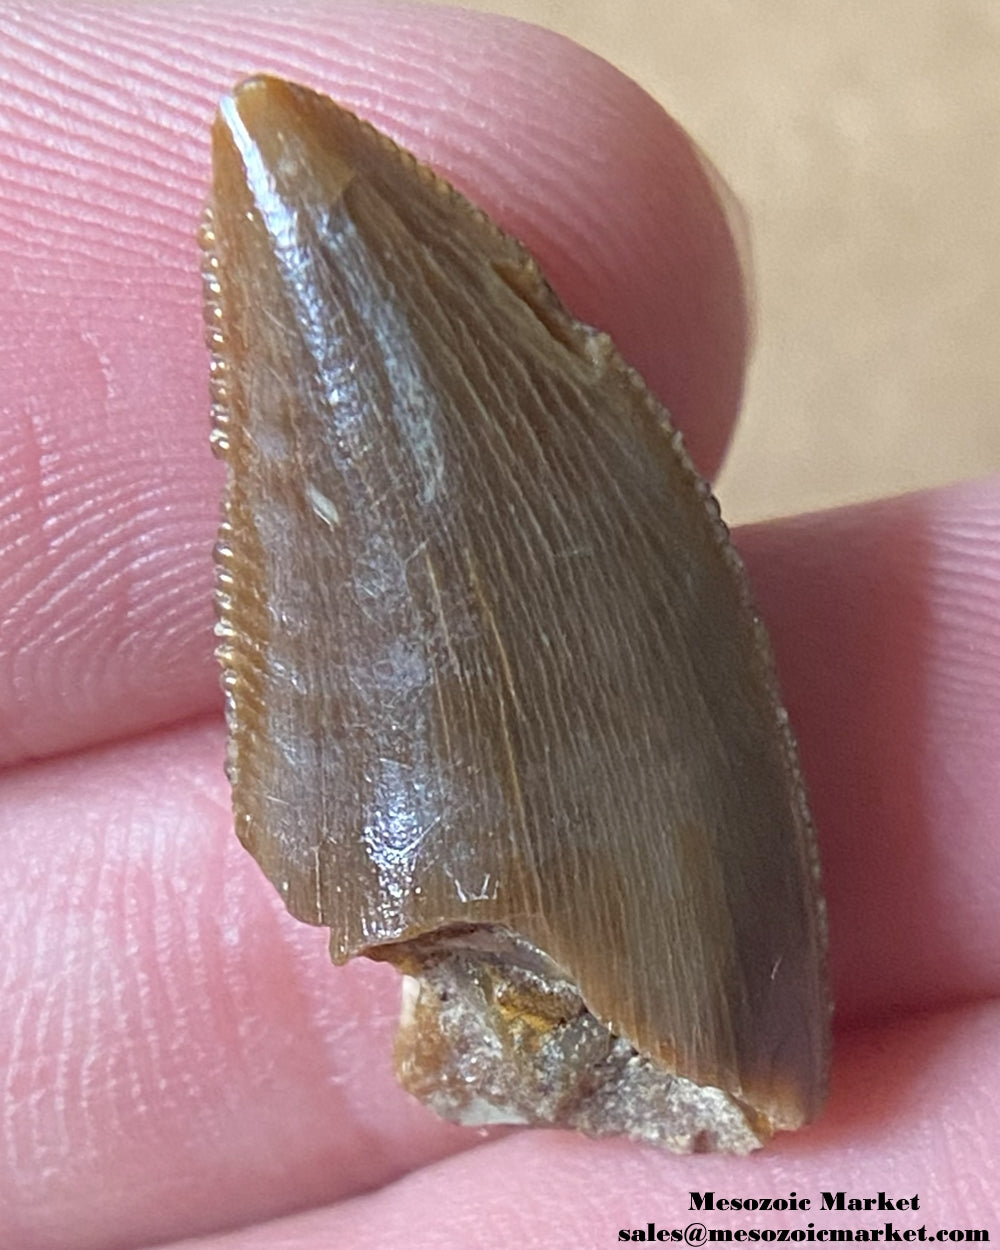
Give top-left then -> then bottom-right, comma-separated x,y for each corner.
456,0 -> 1000,523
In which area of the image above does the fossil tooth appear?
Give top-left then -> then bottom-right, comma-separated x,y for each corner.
203,74 -> 830,1153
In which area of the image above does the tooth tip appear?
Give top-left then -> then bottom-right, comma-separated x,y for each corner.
222,72 -> 286,112
215,74 -> 284,147
212,74 -> 360,210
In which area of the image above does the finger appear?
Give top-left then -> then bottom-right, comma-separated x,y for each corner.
0,720 -> 478,1250
141,1002 -> 1000,1248
739,474 -> 1000,1025
0,1 -> 748,768
5,467 -> 1000,1249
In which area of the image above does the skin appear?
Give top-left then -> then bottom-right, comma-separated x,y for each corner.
1,4 -> 997,1248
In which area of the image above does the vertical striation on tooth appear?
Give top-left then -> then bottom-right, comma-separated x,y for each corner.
203,74 -> 830,1152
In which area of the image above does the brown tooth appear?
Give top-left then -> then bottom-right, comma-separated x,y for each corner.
203,74 -> 830,1153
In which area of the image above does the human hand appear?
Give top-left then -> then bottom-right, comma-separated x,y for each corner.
1,5 -> 997,1248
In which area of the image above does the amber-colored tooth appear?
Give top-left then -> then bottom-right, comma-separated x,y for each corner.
204,74 -> 830,1154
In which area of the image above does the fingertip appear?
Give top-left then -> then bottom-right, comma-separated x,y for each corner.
0,1 -> 749,765
737,478 -> 1000,1023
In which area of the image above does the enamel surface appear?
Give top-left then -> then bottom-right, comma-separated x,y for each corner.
204,75 -> 829,1150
